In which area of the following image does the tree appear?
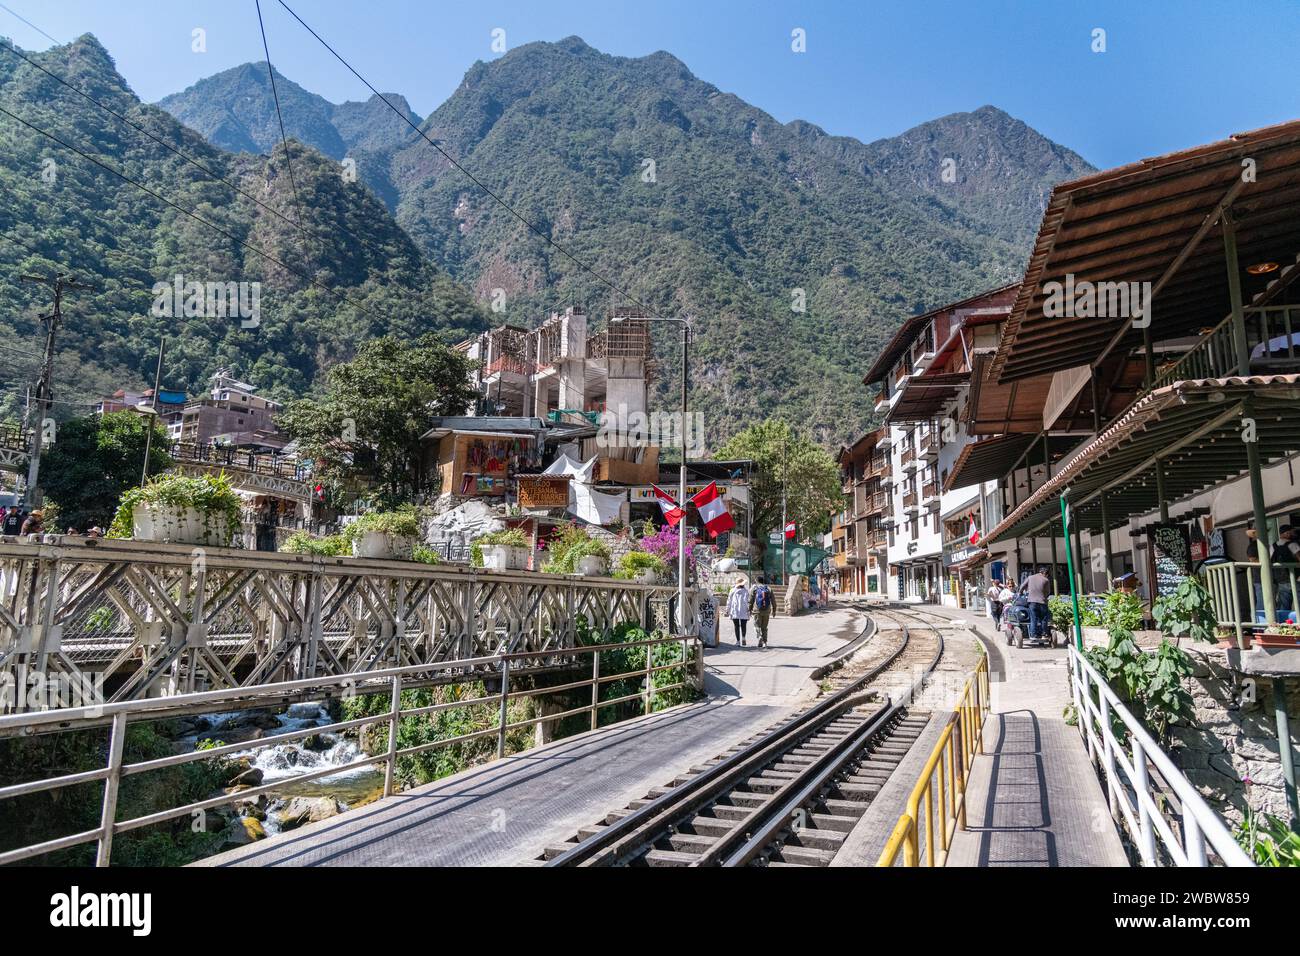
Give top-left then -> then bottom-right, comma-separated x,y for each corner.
278,334 -> 479,507
717,419 -> 842,541
41,412 -> 172,530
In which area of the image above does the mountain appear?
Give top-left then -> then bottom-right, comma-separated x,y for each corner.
376,38 -> 1094,442
157,62 -> 421,159
0,35 -> 484,421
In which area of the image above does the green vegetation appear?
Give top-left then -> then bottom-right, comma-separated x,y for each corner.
1100,589 -> 1145,633
1152,575 -> 1219,645
0,722 -> 231,866
341,684 -> 535,787
40,412 -> 172,531
107,472 -> 243,541
0,36 -> 485,428
278,336 -> 479,507
280,530 -> 350,556
717,420 -> 842,537
469,527 -> 530,567
1048,595 -> 1076,636
540,522 -> 610,574
1083,629 -> 1196,745
614,550 -> 668,581
1235,810 -> 1300,867
341,506 -> 422,542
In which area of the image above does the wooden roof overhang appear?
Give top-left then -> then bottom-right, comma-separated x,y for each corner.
986,374 -> 1300,542
944,433 -> 1078,492
990,119 -> 1300,385
885,372 -> 970,424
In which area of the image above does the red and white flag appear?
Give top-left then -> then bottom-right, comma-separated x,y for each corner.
691,481 -> 735,538
968,512 -> 980,545
784,520 -> 797,540
652,485 -> 684,526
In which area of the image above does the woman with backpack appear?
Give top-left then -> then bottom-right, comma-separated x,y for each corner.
726,577 -> 751,646
749,576 -> 773,647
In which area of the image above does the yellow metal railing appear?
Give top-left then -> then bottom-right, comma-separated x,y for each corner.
877,656 -> 990,866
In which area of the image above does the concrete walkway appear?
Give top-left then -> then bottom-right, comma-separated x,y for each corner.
927,604 -> 1130,867
201,603 -> 867,867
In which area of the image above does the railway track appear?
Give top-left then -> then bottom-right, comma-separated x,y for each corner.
542,605 -> 948,867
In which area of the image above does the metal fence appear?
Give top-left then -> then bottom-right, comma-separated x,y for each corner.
1202,561 -> 1300,641
1068,645 -> 1253,866
0,536 -> 674,713
877,657 -> 990,866
0,632 -> 702,866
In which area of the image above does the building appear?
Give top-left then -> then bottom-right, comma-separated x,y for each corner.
96,387 -> 187,438
834,428 -> 888,596
457,306 -> 656,429
178,369 -> 285,450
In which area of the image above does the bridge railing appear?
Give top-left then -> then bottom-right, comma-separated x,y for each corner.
877,656 -> 989,866
0,632 -> 702,866
1068,645 -> 1252,866
0,536 -> 675,711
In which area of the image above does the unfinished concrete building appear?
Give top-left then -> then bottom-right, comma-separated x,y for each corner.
459,307 -> 657,429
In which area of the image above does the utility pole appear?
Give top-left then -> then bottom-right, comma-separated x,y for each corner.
140,336 -> 166,485
781,426 -> 789,587
18,272 -> 90,508
677,320 -> 690,635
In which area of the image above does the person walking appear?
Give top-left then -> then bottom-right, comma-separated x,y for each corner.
987,579 -> 1004,626
750,576 -> 774,648
726,576 -> 751,646
1025,566 -> 1051,640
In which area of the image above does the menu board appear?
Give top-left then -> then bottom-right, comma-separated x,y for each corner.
1151,523 -> 1191,598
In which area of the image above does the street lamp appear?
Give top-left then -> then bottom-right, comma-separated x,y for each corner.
626,315 -> 693,633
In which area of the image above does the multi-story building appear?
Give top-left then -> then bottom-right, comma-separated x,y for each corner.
834,428 -> 889,595
177,369 -> 285,450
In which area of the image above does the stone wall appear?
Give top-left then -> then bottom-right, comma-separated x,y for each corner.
1171,645 -> 1300,825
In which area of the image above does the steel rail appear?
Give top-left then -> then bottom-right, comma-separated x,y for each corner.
547,605 -> 943,867
719,617 -> 944,866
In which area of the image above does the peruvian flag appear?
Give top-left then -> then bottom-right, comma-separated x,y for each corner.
784,520 -> 797,540
652,484 -> 684,526
967,512 -> 980,545
691,481 -> 735,538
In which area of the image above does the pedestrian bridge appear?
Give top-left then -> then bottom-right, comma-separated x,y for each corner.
0,536 -> 670,715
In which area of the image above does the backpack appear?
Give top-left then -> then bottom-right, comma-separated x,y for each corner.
754,585 -> 771,610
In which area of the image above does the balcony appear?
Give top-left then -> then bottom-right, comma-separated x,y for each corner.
902,490 -> 918,511
872,386 -> 890,414
922,480 -> 939,501
921,432 -> 939,461
1150,304 -> 1300,394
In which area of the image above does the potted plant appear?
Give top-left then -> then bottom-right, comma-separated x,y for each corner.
1152,574 -> 1220,646
1255,622 -> 1300,648
108,472 -> 242,547
280,531 -> 350,557
615,550 -> 668,583
471,528 -> 530,571
342,508 -> 421,560
540,523 -> 611,576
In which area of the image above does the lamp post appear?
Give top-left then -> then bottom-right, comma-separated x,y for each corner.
631,316 -> 693,633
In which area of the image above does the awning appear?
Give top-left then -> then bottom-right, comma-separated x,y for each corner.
944,432 -> 1079,492
991,118 -> 1300,384
986,374 -> 1300,542
885,371 -> 969,424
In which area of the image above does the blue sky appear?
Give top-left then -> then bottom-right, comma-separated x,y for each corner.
4,0 -> 1299,168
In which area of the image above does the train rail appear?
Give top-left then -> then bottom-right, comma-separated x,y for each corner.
542,605 -> 949,867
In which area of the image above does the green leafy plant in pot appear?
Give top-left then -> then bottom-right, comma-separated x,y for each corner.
470,527 -> 530,570
343,507 -> 421,560
108,472 -> 243,546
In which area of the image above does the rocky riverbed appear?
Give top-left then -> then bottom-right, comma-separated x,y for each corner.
164,701 -> 384,852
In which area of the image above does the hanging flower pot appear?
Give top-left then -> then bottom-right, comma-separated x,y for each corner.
343,508 -> 421,561
110,473 -> 242,547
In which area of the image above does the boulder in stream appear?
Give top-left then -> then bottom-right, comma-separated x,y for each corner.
273,796 -> 342,831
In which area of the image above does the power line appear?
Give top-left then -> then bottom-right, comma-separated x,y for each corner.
0,1 -> 57,46
275,0 -> 656,317
0,34 -> 469,328
0,102 -> 399,328
254,0 -> 314,269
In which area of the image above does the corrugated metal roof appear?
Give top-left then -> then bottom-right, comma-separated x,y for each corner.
986,374 -> 1300,542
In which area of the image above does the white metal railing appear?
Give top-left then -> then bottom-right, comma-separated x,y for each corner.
0,633 -> 702,866
1068,645 -> 1253,867
1201,561 -> 1300,641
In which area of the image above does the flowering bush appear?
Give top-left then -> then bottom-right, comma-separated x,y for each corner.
638,522 -> 699,574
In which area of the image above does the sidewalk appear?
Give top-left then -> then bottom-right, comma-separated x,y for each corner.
925,603 -> 1130,867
